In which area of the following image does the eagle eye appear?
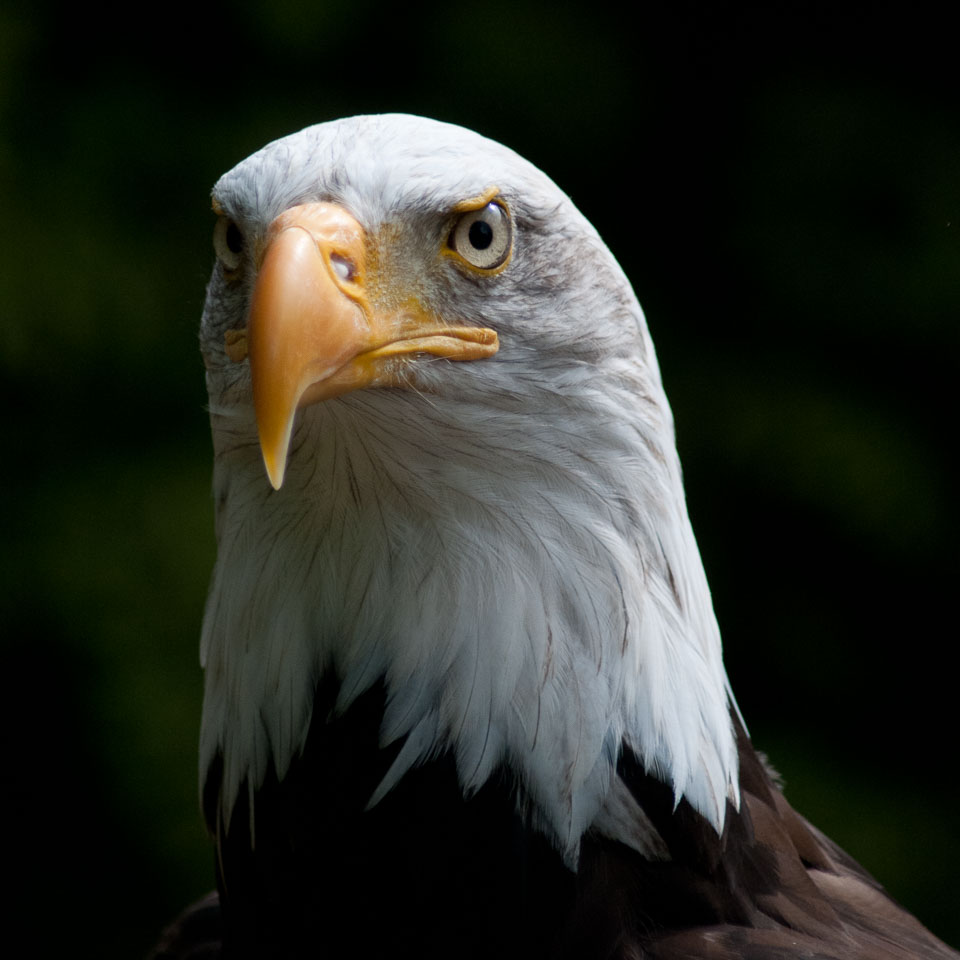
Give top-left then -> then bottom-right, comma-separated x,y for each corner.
213,215 -> 245,272
449,202 -> 512,271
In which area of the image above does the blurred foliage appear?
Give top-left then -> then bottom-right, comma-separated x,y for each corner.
1,1 -> 957,955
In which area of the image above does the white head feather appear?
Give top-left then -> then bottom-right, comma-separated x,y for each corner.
198,114 -> 739,864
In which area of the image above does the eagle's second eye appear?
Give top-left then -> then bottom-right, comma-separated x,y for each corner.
213,215 -> 245,272
449,201 -> 512,271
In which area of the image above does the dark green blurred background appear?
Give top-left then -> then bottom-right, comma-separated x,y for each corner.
2,1 -> 957,954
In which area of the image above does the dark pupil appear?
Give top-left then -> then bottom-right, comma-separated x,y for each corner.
468,219 -> 493,250
226,221 -> 244,254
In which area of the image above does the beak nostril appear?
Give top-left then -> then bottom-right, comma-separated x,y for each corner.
329,252 -> 357,283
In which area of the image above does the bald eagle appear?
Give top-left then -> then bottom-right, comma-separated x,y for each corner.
153,115 -> 957,959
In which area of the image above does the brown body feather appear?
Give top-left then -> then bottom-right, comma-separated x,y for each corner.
151,688 -> 957,959
580,716 -> 958,959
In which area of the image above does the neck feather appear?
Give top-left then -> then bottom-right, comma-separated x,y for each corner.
199,381 -> 738,861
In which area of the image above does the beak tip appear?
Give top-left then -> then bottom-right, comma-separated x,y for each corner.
264,453 -> 287,491
255,396 -> 295,491
259,431 -> 290,490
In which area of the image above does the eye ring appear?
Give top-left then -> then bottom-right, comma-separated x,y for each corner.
213,215 -> 245,272
448,201 -> 512,272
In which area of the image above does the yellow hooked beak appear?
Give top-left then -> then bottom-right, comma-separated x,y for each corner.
224,203 -> 499,489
